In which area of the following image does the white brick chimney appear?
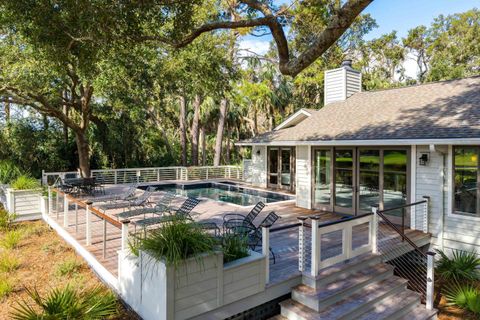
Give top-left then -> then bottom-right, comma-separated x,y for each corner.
324,59 -> 362,105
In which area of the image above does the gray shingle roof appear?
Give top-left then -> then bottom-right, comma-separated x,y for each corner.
242,76 -> 480,143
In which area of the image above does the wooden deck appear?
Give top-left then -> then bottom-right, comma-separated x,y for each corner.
48,185 -> 430,286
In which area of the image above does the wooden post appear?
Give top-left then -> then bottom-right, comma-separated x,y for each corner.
63,194 -> 69,227
114,171 -> 118,184
121,220 -> 130,251
85,201 -> 93,246
423,196 -> 430,233
206,167 -> 209,180
48,186 -> 52,215
426,251 -> 436,310
371,207 -> 379,254
311,215 -> 321,277
262,225 -> 270,284
298,216 -> 308,273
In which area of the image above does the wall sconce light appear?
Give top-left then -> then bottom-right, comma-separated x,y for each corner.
419,153 -> 429,166
256,149 -> 261,156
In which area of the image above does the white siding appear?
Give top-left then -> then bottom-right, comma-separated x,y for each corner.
415,146 -> 444,248
345,69 -> 362,99
250,145 -> 267,188
324,67 -> 361,105
296,146 -> 312,209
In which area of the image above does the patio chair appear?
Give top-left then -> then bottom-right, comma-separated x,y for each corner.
98,187 -> 155,212
55,178 -> 74,194
133,197 -> 201,228
91,183 -> 138,203
240,211 -> 280,264
222,202 -> 265,234
116,191 -> 176,220
94,174 -> 106,195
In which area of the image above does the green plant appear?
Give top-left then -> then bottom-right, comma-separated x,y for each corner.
222,234 -> 249,263
11,175 -> 40,190
436,249 -> 480,282
444,281 -> 480,315
135,220 -> 216,267
0,276 -> 13,299
0,252 -> 20,273
10,285 -> 118,320
54,259 -> 83,277
0,208 -> 16,230
0,160 -> 22,184
1,230 -> 23,249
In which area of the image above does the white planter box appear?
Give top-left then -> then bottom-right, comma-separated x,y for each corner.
5,188 -> 43,220
118,249 -> 266,320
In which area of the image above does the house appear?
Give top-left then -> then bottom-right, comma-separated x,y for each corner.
238,60 -> 480,255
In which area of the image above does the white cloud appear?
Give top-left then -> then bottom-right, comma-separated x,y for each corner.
238,38 -> 271,56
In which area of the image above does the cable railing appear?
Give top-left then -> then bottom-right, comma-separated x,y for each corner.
42,165 -> 243,186
372,200 -> 435,309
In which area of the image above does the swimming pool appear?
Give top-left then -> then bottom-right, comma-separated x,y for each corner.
144,182 -> 295,206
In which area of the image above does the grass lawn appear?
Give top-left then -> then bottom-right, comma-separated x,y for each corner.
0,219 -> 139,319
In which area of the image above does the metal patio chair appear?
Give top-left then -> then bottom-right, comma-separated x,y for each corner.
133,197 -> 201,228
98,187 -> 155,212
222,201 -> 265,234
116,191 -> 176,220
240,211 -> 280,264
91,183 -> 138,203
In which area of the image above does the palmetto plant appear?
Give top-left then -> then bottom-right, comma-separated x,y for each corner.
436,249 -> 480,282
444,281 -> 480,315
10,285 -> 118,320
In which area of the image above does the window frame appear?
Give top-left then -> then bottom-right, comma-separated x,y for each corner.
452,146 -> 480,217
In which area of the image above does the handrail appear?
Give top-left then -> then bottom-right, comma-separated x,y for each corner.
374,208 -> 426,258
317,212 -> 373,228
270,222 -> 302,233
380,199 -> 427,214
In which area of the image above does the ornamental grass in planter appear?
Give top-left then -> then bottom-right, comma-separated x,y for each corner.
10,175 -> 40,191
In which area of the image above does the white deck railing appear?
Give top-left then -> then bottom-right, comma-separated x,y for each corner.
42,165 -> 243,185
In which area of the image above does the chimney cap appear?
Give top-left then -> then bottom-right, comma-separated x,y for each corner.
341,59 -> 353,69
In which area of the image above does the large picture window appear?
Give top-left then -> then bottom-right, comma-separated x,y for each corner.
453,146 -> 479,216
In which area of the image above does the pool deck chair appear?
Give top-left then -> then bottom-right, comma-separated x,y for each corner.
243,211 -> 280,264
97,187 -> 155,212
133,197 -> 201,228
222,201 -> 265,234
116,192 -> 176,220
91,183 -> 138,203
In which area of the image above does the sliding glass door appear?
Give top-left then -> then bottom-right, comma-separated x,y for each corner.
312,147 -> 409,216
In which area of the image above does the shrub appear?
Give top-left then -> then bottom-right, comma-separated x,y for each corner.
55,259 -> 83,277
0,276 -> 13,300
11,175 -> 40,190
436,249 -> 480,282
0,208 -> 16,230
444,281 -> 480,315
0,252 -> 20,273
1,230 -> 23,249
0,161 -> 22,184
222,234 -> 249,263
134,219 -> 216,267
10,285 -> 118,319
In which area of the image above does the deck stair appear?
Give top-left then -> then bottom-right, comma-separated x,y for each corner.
278,254 -> 437,320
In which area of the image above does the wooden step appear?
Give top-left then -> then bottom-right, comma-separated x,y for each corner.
268,315 -> 288,320
312,277 -> 409,319
292,263 -> 394,311
398,306 -> 438,320
357,290 -> 421,320
280,299 -> 318,320
302,253 -> 382,289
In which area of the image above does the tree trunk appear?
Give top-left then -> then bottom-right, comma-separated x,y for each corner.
190,94 -> 202,166
4,100 -> 10,123
74,130 -> 90,177
200,126 -> 206,165
225,131 -> 231,165
213,98 -> 228,166
178,95 -> 187,166
63,105 -> 69,144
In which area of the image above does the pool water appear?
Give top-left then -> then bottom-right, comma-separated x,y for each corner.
150,182 -> 294,206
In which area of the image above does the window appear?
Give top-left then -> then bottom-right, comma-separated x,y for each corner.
453,146 -> 479,216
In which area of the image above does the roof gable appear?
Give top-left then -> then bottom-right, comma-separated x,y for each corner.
274,108 -> 315,130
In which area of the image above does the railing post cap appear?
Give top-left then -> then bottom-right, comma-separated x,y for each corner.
121,219 -> 130,224
426,251 -> 436,256
85,200 -> 93,205
423,196 -> 431,200
261,223 -> 271,228
310,215 -> 321,220
297,216 -> 308,221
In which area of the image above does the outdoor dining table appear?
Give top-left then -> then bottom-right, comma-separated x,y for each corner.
64,177 -> 97,195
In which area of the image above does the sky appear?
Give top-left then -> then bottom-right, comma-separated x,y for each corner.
239,0 -> 480,77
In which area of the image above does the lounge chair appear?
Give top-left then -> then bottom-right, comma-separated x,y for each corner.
116,192 -> 176,220
98,187 -> 155,212
235,211 -> 280,263
91,183 -> 138,203
133,197 -> 201,228
222,202 -> 265,234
